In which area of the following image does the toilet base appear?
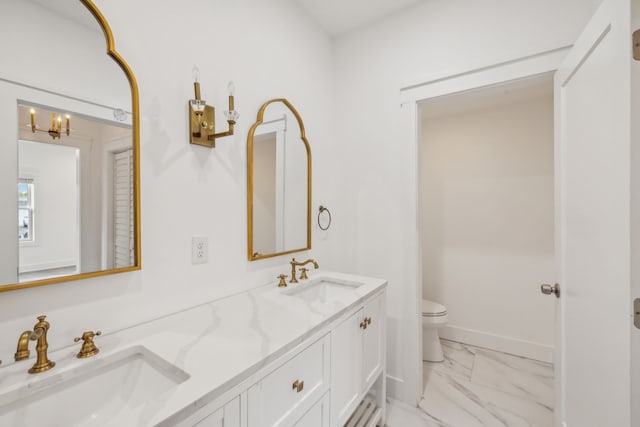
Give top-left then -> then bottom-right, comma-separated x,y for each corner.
422,327 -> 444,362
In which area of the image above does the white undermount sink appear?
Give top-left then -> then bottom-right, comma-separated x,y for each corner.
0,345 -> 189,427
284,277 -> 364,306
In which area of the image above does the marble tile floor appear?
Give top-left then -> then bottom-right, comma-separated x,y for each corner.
385,340 -> 554,427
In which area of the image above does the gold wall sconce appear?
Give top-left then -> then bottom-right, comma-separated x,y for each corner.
30,108 -> 71,140
189,66 -> 239,148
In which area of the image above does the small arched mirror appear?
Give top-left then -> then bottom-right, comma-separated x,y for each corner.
247,99 -> 311,260
0,0 -> 140,291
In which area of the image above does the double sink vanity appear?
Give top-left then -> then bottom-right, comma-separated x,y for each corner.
0,271 -> 387,426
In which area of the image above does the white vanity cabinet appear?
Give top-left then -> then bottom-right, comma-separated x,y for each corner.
330,293 -> 385,427
172,281 -> 386,427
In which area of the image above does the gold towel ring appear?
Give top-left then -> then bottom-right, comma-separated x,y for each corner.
318,206 -> 331,231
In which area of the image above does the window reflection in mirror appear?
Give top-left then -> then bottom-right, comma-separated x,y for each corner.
18,179 -> 34,242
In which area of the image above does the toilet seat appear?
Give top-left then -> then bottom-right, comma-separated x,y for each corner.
422,299 -> 447,317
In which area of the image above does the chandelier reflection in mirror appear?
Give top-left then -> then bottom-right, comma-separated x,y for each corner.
29,108 -> 71,140
188,66 -> 239,148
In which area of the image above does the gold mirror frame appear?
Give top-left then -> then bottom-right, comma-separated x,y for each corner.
1,0 -> 141,292
247,99 -> 311,261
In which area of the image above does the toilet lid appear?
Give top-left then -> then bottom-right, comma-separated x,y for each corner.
422,299 -> 447,316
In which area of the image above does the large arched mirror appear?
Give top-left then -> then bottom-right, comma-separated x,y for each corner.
247,99 -> 311,260
0,0 -> 140,291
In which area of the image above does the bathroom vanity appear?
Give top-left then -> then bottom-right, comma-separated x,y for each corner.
0,272 -> 386,427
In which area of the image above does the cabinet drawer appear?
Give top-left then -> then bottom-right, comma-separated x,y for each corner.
248,335 -> 330,427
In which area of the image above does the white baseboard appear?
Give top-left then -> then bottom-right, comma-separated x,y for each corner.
19,259 -> 76,273
440,325 -> 554,363
385,374 -> 404,401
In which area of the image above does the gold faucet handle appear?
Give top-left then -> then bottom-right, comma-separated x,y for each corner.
277,275 -> 288,288
73,330 -> 102,359
299,268 -> 309,280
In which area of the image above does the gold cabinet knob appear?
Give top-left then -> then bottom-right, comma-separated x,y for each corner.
292,379 -> 304,393
366,317 -> 372,325
360,320 -> 368,330
277,275 -> 288,288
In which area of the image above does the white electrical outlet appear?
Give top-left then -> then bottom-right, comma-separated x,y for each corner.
191,236 -> 208,264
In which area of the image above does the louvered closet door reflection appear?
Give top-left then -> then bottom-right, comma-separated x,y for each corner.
113,149 -> 133,268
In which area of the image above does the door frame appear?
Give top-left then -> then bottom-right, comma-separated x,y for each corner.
399,46 -> 570,408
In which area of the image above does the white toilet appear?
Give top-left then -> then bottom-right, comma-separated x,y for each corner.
422,299 -> 448,362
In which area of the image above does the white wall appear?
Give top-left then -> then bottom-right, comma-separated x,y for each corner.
333,0 -> 596,403
420,95 -> 555,361
0,0 -> 341,365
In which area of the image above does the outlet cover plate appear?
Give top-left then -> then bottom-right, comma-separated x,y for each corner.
192,236 -> 208,265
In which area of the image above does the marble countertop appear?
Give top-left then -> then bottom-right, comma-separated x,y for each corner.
0,271 -> 386,426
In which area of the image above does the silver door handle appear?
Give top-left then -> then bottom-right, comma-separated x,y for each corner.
540,283 -> 560,298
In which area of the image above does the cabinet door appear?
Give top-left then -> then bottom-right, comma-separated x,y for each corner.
193,396 -> 241,427
294,392 -> 329,427
193,407 -> 222,427
362,294 -> 383,389
330,308 -> 363,427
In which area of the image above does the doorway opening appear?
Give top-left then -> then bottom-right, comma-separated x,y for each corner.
417,73 -> 556,424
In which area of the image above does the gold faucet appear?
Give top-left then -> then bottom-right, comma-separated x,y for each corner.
15,315 -> 55,374
290,258 -> 319,283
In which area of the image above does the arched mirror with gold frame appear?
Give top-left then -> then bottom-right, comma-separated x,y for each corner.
247,99 -> 311,261
0,0 -> 140,292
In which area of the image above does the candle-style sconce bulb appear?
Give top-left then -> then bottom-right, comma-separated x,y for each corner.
227,81 -> 236,96
192,65 -> 200,83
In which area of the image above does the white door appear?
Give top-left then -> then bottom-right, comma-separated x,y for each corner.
554,0 -> 638,425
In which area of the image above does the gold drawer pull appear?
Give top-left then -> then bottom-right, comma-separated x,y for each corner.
360,320 -> 367,330
292,379 -> 304,393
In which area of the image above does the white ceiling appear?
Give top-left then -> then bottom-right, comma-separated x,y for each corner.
294,0 -> 426,36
